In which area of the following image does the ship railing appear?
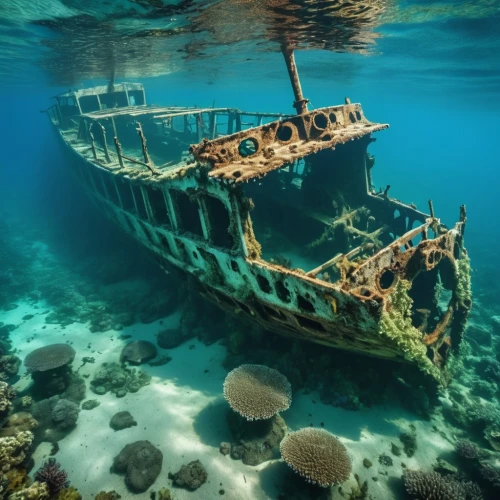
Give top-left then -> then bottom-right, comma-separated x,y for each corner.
75,107 -> 288,174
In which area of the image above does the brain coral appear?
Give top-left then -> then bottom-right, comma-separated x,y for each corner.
280,428 -> 351,487
24,344 -> 76,373
223,364 -> 292,420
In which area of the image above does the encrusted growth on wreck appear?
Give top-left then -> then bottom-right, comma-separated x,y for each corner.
379,280 -> 440,380
44,79 -> 471,384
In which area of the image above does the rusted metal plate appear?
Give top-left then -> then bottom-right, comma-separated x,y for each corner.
191,103 -> 388,182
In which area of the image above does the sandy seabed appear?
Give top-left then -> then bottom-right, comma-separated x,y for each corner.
2,300 -> 456,499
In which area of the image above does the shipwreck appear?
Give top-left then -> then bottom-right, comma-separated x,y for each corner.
44,48 -> 471,383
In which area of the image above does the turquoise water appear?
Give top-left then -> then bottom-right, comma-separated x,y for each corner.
1,1 -> 500,499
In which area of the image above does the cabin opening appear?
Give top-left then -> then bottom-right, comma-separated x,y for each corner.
243,138 -> 390,279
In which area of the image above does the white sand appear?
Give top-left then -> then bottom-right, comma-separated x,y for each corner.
2,300 -> 456,499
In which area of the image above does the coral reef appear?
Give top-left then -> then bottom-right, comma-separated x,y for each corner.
31,396 -> 80,442
0,431 -> 33,473
111,440 -> 162,492
403,470 -> 482,500
0,382 -> 16,418
34,458 -> 69,495
50,399 -> 80,430
0,355 -> 21,380
7,481 -> 49,500
120,341 -> 157,365
23,344 -> 77,400
24,344 -> 75,374
455,439 -> 482,461
0,413 -> 37,438
168,460 -> 207,491
223,364 -> 292,420
109,411 -> 137,431
90,362 -> 151,397
280,428 -> 351,487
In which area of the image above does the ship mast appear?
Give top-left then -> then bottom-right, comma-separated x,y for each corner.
281,44 -> 309,115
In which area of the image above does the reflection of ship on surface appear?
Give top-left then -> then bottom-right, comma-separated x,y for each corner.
45,53 -> 470,384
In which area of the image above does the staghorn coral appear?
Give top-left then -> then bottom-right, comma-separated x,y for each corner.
24,345 -> 75,373
403,470 -> 467,500
0,431 -> 33,473
7,481 -> 49,499
223,364 -> 292,420
34,458 -> 69,495
280,428 -> 351,487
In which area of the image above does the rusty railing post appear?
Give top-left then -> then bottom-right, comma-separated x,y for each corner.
98,122 -> 111,163
89,124 -> 98,160
136,121 -> 152,166
114,136 -> 124,168
281,44 -> 309,115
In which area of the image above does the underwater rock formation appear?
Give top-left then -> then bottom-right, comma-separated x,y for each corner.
169,460 -> 207,491
280,428 -> 351,487
111,440 -> 162,492
227,412 -> 286,466
90,362 -> 151,397
81,400 -> 100,411
34,458 -> 70,495
120,341 -> 157,365
109,411 -> 137,431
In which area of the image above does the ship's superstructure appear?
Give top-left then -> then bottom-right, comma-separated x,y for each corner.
45,78 -> 471,384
